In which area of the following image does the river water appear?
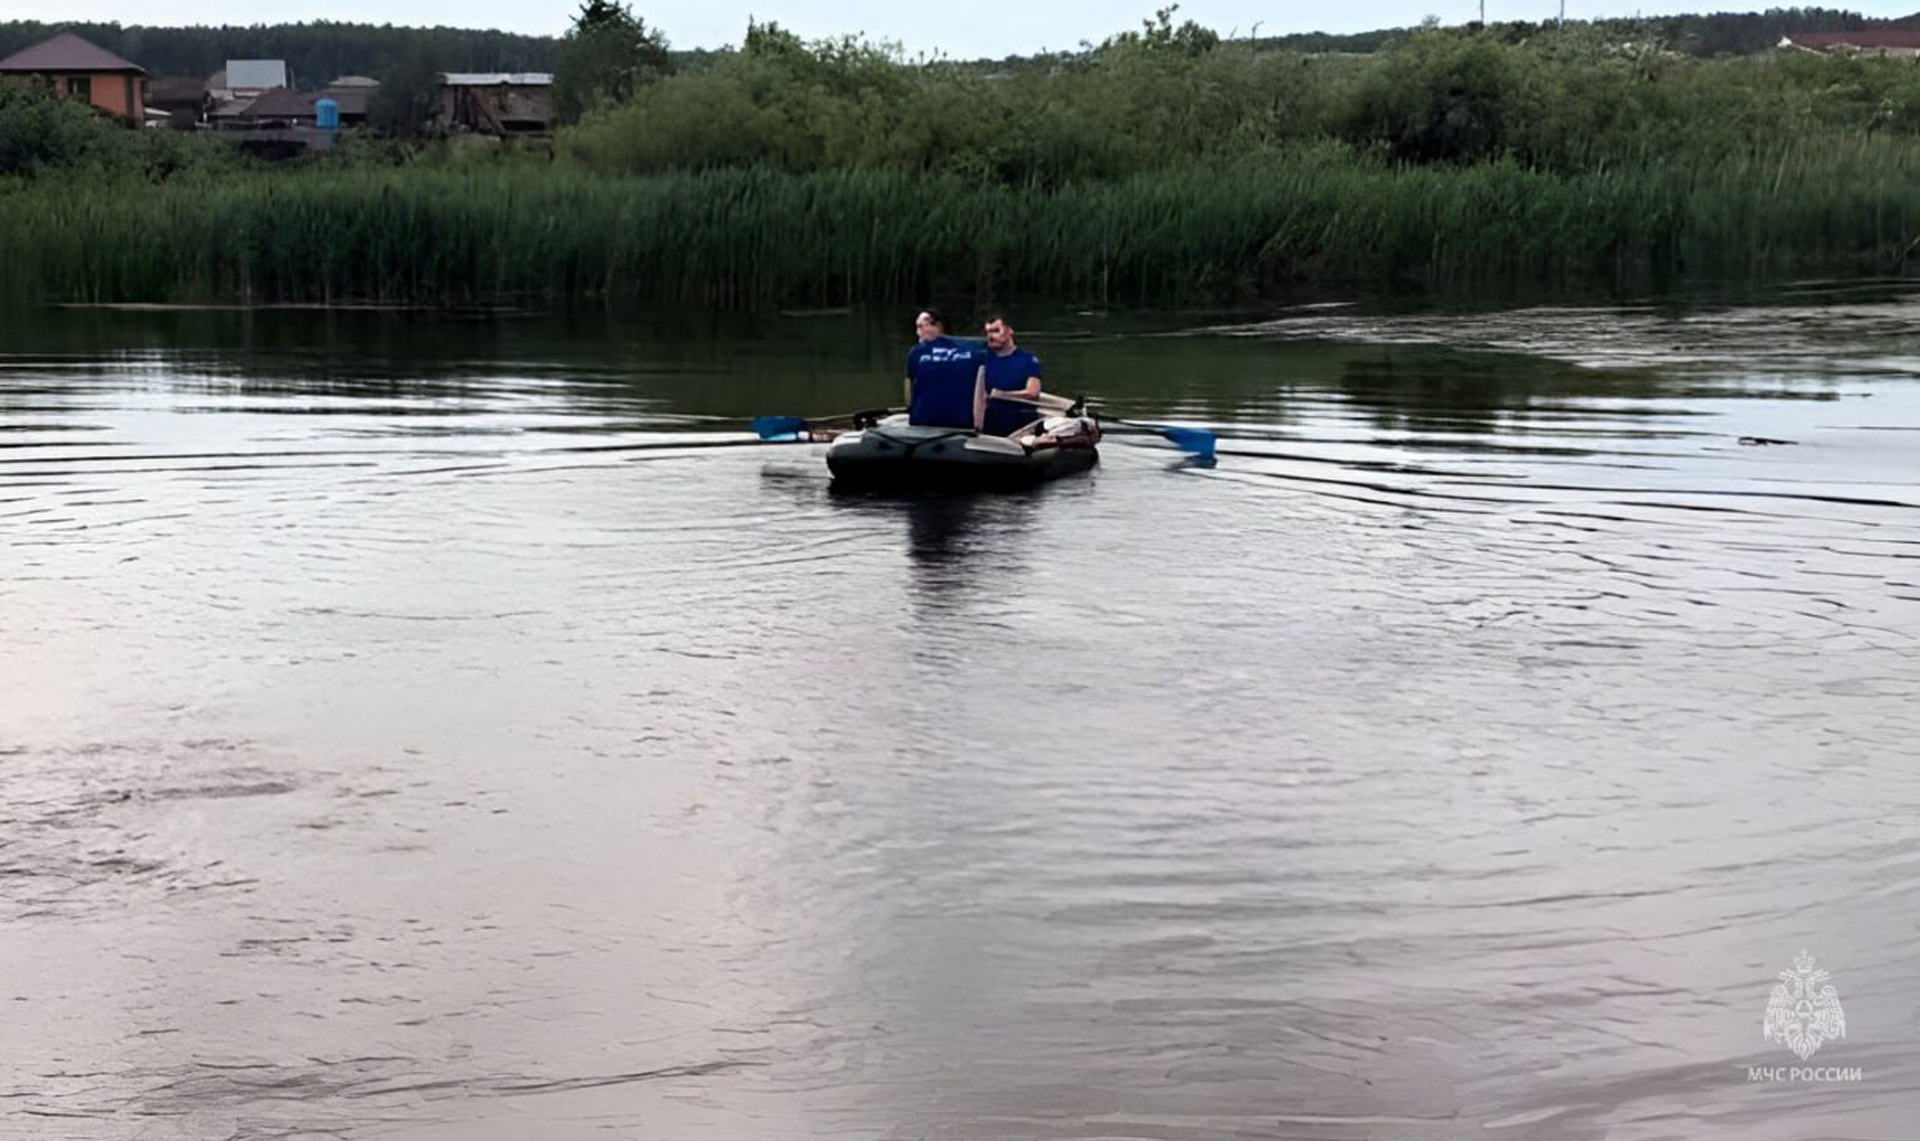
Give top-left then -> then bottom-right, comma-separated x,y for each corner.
3,288 -> 1917,1140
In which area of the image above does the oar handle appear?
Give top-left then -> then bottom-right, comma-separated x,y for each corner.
988,392 -> 1080,414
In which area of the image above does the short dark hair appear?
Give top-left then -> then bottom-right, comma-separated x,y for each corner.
982,312 -> 1011,328
918,307 -> 946,330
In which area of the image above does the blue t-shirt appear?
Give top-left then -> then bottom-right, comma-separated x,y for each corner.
982,348 -> 1043,436
906,337 -> 986,429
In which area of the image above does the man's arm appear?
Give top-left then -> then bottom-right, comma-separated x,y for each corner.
986,354 -> 1043,402
903,344 -> 922,410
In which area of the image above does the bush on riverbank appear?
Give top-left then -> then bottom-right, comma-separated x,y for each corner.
0,82 -> 242,179
563,20 -> 1920,182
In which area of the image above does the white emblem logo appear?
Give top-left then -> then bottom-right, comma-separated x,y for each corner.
1763,950 -> 1846,1061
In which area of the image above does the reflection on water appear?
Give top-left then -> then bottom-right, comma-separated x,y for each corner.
2,295 -> 1918,1140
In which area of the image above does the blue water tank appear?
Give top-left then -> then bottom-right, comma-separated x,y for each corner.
315,98 -> 339,129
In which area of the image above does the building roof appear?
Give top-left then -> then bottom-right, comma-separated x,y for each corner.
1786,30 -> 1920,50
226,59 -> 288,91
148,75 -> 208,102
241,86 -> 318,118
0,32 -> 144,74
327,75 -> 379,87
440,72 -> 553,87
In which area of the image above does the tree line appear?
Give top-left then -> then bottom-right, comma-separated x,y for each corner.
0,6 -> 1890,85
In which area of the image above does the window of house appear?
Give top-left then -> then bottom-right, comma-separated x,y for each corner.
66,76 -> 92,101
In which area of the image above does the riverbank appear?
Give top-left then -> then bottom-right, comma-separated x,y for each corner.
11,20 -> 1920,310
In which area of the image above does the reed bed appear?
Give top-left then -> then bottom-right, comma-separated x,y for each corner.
5,136 -> 1920,308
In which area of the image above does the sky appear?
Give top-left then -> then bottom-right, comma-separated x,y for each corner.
9,0 -> 1920,60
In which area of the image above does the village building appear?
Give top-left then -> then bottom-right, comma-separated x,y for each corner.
146,75 -> 210,128
438,72 -> 553,135
205,59 -> 291,123
204,75 -> 377,156
0,32 -> 147,125
234,86 -> 321,128
322,76 -> 379,127
223,58 -> 290,98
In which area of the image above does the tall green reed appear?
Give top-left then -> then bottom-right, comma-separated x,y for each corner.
4,137 -> 1920,308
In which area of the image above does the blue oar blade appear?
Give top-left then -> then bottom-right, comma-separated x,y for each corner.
752,415 -> 810,441
1158,426 -> 1216,459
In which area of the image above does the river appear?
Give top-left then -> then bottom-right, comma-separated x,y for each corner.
2,287 -> 1917,1140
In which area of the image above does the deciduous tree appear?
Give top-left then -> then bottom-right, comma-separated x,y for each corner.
553,0 -> 671,124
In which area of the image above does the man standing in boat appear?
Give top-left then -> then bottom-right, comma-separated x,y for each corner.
980,313 -> 1044,437
905,308 -> 987,431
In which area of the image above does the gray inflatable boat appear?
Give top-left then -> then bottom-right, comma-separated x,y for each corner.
825,412 -> 1100,490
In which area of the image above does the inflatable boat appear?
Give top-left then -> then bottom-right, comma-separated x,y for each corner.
824,409 -> 1101,490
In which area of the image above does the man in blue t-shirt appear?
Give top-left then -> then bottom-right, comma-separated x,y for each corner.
905,308 -> 986,430
980,314 -> 1045,437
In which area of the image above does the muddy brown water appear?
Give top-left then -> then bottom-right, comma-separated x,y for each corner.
3,291 -> 1917,1139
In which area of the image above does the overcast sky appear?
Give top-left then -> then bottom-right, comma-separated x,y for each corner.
11,1 -> 1920,59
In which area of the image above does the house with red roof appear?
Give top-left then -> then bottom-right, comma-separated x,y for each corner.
0,33 -> 147,124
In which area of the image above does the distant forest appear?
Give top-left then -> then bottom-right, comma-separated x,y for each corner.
0,6 -> 1908,86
